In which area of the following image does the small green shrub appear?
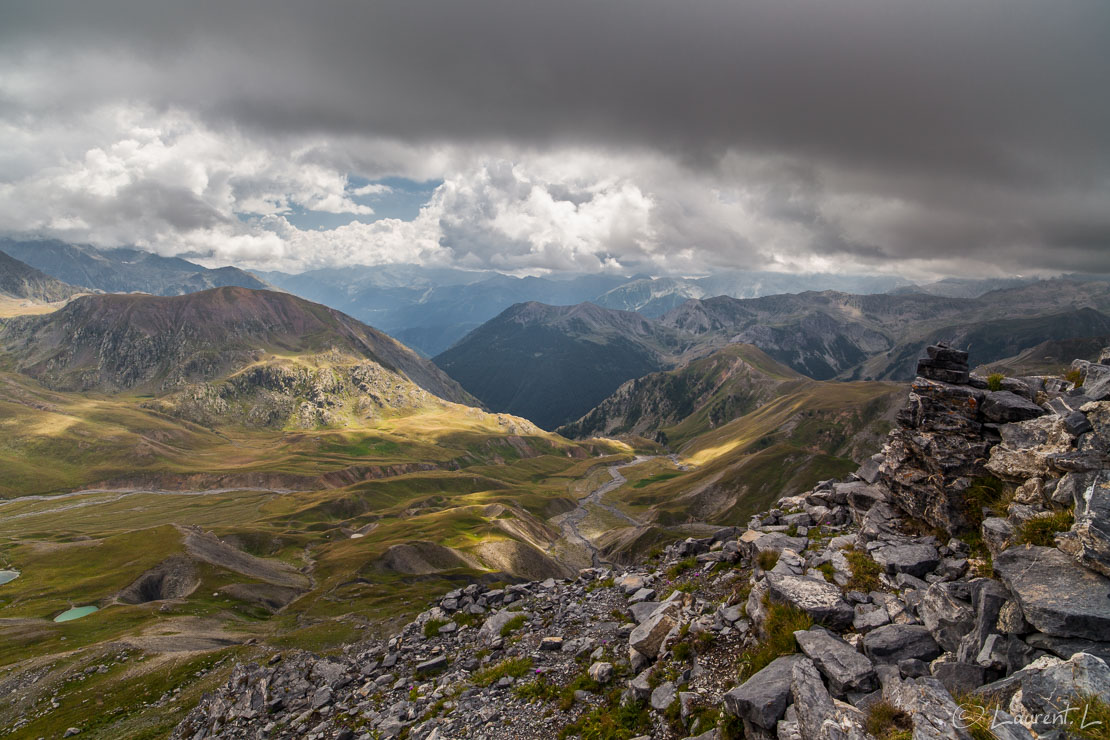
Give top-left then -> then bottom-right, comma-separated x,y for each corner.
586,576 -> 615,593
666,557 -> 697,579
558,672 -> 602,710
423,618 -> 448,638
1016,509 -> 1075,547
963,476 -> 1011,526
1066,368 -> 1084,387
514,675 -> 559,703
451,611 -> 482,628
500,614 -> 528,637
558,696 -> 651,739
986,373 -> 1005,392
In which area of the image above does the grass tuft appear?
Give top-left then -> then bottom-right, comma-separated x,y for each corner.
500,613 -> 528,637
737,598 -> 811,680
1015,509 -> 1075,547
756,549 -> 780,571
865,700 -> 913,740
471,656 -> 534,688
844,546 -> 883,592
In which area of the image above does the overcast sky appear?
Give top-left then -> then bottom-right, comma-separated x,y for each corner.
1,1 -> 1108,278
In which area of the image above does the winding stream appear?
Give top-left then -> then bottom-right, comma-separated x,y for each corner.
558,455 -> 653,568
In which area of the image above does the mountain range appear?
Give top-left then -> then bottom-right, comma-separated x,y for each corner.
437,279 -> 1110,429
2,253 -> 1110,737
0,238 -> 272,296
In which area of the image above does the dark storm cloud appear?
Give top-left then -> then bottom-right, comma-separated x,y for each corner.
2,0 -> 1109,274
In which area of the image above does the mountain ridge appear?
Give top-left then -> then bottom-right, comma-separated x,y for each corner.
0,239 -> 274,296
0,286 -> 474,406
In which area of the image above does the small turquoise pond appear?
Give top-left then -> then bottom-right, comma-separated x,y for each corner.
54,605 -> 99,622
0,571 -> 18,586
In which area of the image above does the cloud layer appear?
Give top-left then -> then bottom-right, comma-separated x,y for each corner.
1,1 -> 1108,277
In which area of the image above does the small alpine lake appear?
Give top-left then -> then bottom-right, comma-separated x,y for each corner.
54,605 -> 99,622
0,570 -> 19,585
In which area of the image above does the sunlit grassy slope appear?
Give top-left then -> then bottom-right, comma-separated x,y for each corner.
601,380 -> 905,532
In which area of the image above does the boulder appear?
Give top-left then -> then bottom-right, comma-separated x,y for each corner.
881,673 -> 973,740
743,531 -> 808,561
763,573 -> 854,631
863,624 -> 942,664
723,654 -> 804,730
878,377 -> 993,532
975,633 -> 1037,674
629,668 -> 652,701
1023,633 -> 1110,664
650,681 -> 676,711
477,609 -> 522,643
980,391 -> 1046,424
790,658 -> 870,740
629,601 -> 661,624
917,344 -> 970,384
985,416 -> 1074,481
871,543 -> 940,579
588,661 -> 613,683
628,602 -> 679,658
930,660 -> 985,696
793,627 -> 877,696
1058,471 -> 1110,576
919,581 -> 976,654
981,517 -> 1015,557
994,545 -> 1110,641
956,579 -> 1010,663
1009,653 -> 1110,736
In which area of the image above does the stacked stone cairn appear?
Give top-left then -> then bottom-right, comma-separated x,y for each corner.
173,346 -> 1110,740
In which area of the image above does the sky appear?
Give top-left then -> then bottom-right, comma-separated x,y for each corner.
1,1 -> 1108,279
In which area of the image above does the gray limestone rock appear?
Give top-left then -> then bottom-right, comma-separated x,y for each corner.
920,581 -> 977,654
1010,653 -> 1110,735
863,624 -> 942,665
994,545 -> 1110,641
628,602 -> 679,658
588,661 -> 613,684
793,627 -> 877,696
790,657 -> 870,740
763,573 -> 854,631
980,391 -> 1047,424
871,543 -> 941,579
650,681 -> 676,711
881,673 -> 973,740
930,659 -> 986,696
722,654 -> 804,730
1059,470 -> 1110,577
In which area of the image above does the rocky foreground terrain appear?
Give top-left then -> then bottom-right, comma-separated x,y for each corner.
172,346 -> 1110,740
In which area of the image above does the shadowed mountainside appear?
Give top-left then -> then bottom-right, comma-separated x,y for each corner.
0,250 -> 82,303
434,301 -> 690,429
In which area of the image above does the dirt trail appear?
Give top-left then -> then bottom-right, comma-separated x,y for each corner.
556,456 -> 653,568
